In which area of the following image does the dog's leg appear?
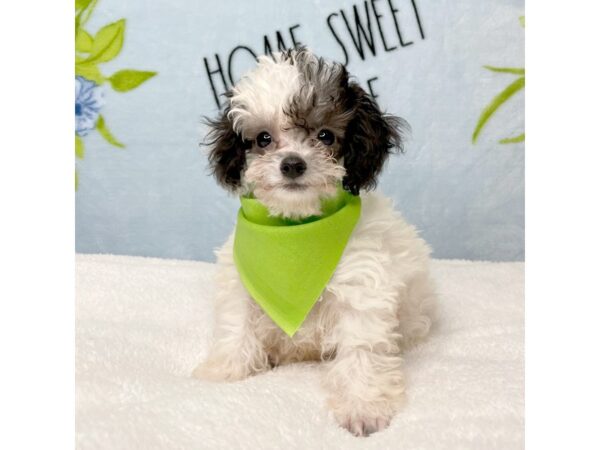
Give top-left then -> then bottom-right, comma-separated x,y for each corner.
397,272 -> 436,350
323,285 -> 404,437
192,263 -> 269,382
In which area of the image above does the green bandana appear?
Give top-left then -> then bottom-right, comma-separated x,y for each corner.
233,190 -> 362,337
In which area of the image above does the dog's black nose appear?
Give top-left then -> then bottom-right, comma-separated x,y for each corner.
280,156 -> 307,179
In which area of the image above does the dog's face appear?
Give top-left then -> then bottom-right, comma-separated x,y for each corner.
206,48 -> 406,218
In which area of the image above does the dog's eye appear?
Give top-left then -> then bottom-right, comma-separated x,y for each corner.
317,129 -> 335,146
256,131 -> 272,148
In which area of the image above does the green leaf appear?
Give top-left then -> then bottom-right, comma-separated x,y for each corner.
86,19 -> 126,64
519,16 -> 525,27
75,29 -> 93,53
484,65 -> 525,75
75,0 -> 97,34
499,133 -> 525,144
76,0 -> 93,11
472,76 -> 525,144
77,0 -> 97,25
96,115 -> 125,148
108,70 -> 157,92
75,13 -> 81,37
75,135 -> 85,159
75,62 -> 104,84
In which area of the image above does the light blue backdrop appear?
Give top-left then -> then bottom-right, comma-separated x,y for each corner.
75,0 -> 524,262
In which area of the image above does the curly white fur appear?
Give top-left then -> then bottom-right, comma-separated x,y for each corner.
195,48 -> 436,437
194,193 -> 436,436
229,54 -> 300,139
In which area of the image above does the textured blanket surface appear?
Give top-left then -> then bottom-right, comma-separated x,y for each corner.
75,254 -> 524,449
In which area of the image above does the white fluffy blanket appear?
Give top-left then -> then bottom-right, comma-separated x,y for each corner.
75,254 -> 524,449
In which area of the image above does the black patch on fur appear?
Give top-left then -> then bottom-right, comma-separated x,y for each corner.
284,47 -> 408,195
282,47 -> 350,131
204,47 -> 408,194
339,83 -> 408,195
204,98 -> 250,190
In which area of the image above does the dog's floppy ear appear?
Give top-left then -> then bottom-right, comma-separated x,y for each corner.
205,106 -> 250,191
340,83 -> 407,195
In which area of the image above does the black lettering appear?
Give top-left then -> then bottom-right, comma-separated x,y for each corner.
340,1 -> 377,60
264,31 -> 291,59
367,76 -> 380,100
203,55 -> 229,109
264,35 -> 276,59
387,0 -> 413,47
227,45 -> 258,86
275,30 -> 289,51
371,0 -> 397,52
326,13 -> 349,66
411,0 -> 425,39
288,24 -> 302,47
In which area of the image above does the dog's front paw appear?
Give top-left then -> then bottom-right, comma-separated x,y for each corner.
330,396 -> 397,437
191,356 -> 253,382
337,414 -> 391,437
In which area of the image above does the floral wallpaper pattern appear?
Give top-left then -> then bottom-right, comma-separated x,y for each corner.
472,16 -> 525,145
75,0 -> 156,188
75,0 -> 524,262
75,76 -> 104,137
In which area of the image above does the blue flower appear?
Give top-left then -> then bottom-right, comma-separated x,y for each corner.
75,76 -> 104,136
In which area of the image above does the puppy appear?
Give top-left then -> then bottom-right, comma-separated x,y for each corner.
193,47 -> 436,437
